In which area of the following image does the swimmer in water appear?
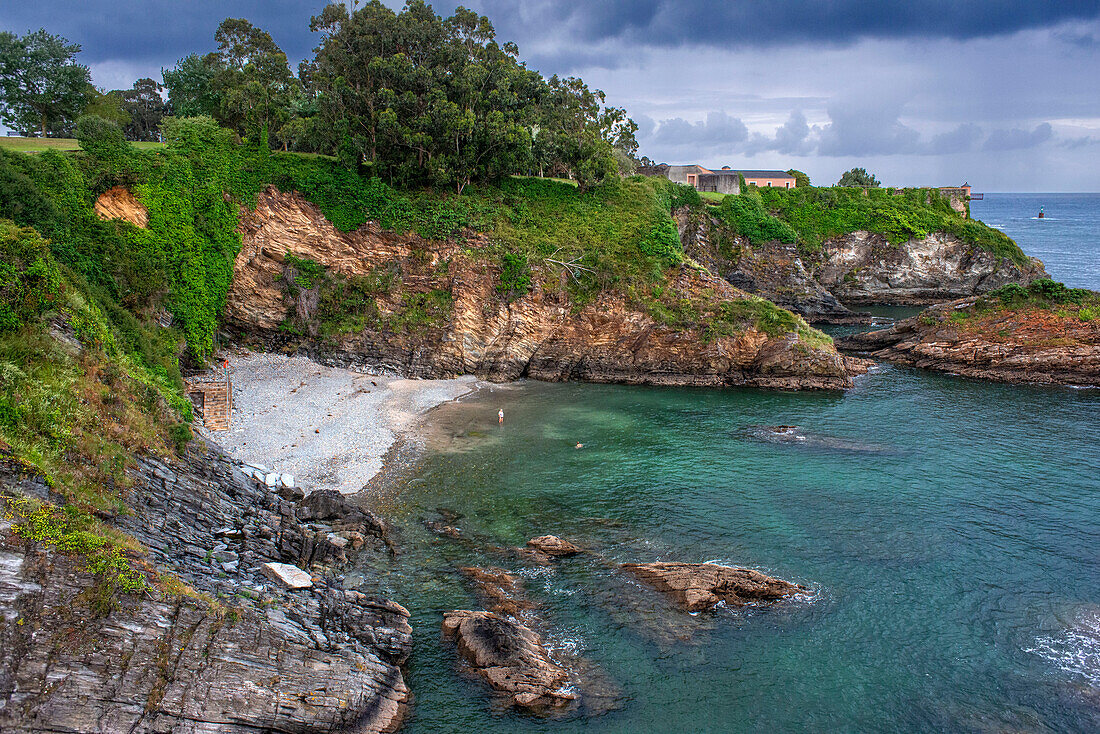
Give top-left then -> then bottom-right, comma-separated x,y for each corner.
575,442 -> 584,449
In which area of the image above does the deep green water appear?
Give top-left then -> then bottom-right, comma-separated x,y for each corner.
361,371 -> 1100,733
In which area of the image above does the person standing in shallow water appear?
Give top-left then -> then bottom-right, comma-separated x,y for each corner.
498,408 -> 504,425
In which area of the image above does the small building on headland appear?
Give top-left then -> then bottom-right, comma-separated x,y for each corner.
662,165 -> 796,194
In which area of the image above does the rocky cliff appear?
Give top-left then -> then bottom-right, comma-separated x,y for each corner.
0,439 -> 413,733
676,209 -> 1047,322
224,188 -> 852,390
837,298 -> 1100,386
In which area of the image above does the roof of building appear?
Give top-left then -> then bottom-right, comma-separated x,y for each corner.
737,170 -> 795,178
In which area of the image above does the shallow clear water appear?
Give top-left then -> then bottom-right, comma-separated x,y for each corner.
358,195 -> 1100,732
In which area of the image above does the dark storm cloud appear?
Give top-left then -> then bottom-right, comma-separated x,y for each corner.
463,0 -> 1100,50
5,1 -> 1099,72
0,1 -> 327,66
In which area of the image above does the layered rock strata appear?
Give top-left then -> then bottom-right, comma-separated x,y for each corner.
622,562 -> 805,613
224,188 -> 851,390
0,439 -> 412,733
838,300 -> 1100,386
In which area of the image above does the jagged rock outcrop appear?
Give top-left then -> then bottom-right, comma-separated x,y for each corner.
0,438 -> 413,733
224,188 -> 852,390
93,185 -> 149,228
817,230 -> 1048,305
442,610 -> 574,711
676,208 -> 1047,319
838,299 -> 1100,386
622,562 -> 805,612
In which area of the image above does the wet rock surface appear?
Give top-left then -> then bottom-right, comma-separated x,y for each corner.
622,562 -> 805,612
442,610 -> 574,711
526,535 -> 581,557
838,299 -> 1100,386
0,438 -> 412,733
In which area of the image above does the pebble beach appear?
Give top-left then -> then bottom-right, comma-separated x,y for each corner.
213,351 -> 480,495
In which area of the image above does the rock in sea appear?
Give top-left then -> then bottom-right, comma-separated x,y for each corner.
621,561 -> 805,612
442,610 -> 574,711
526,535 -> 581,557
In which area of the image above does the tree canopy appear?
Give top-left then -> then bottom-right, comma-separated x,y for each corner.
837,167 -> 880,188
155,1 -> 637,190
0,29 -> 91,137
787,169 -> 811,188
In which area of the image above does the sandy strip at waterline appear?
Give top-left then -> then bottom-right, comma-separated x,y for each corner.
212,351 -> 480,495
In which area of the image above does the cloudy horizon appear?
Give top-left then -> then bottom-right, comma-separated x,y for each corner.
3,0 -> 1099,191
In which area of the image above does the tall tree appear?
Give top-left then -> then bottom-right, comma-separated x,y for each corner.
163,54 -> 219,119
208,18 -> 297,142
116,78 -> 168,141
837,167 -> 880,188
0,29 -> 90,137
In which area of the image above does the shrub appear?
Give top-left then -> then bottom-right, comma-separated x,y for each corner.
499,252 -> 531,300
0,221 -> 63,332
75,114 -> 130,165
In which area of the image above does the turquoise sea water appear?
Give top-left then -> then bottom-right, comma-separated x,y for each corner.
362,194 -> 1100,732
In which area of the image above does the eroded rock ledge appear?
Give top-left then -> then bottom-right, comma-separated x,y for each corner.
837,300 -> 1100,387
224,188 -> 852,390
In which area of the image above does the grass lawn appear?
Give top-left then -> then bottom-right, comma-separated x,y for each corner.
510,174 -> 578,187
699,191 -> 728,203
0,137 -> 165,152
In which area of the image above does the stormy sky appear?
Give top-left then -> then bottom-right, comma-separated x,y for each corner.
3,1 -> 1099,191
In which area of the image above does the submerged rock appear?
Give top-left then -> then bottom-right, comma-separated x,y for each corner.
459,566 -> 536,620
526,535 -> 581,557
622,562 -> 805,612
442,610 -> 574,711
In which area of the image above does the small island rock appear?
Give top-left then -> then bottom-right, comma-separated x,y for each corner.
442,610 -> 574,711
622,562 -> 804,612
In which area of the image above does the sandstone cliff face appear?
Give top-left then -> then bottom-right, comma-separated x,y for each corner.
838,300 -> 1100,386
224,188 -> 851,390
0,439 -> 412,734
676,208 -> 1048,319
94,185 -> 149,228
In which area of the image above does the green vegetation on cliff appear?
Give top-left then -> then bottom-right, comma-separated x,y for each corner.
700,185 -> 1027,266
0,222 -> 193,602
2,120 -> 755,361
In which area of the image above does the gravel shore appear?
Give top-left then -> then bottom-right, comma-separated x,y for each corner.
212,351 -> 480,495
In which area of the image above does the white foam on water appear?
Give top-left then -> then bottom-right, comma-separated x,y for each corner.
1026,610 -> 1100,686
